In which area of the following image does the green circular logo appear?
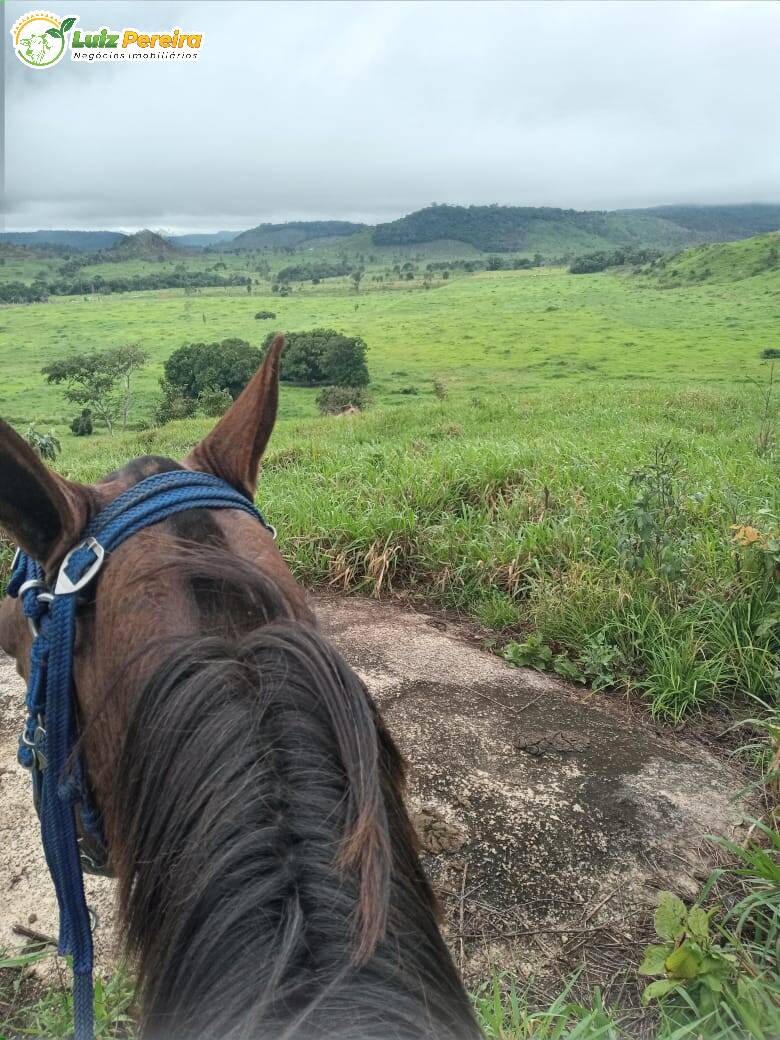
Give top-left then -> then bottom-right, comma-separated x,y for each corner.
10,12 -> 74,70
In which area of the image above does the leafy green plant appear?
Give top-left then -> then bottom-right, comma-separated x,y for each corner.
552,654 -> 586,683
25,424 -> 61,461
580,632 -> 626,691
502,634 -> 553,670
639,892 -> 739,1012
618,442 -> 694,583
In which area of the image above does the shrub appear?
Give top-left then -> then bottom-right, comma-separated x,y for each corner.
197,386 -> 233,418
163,338 -> 261,401
760,348 -> 780,360
70,408 -> 93,436
264,329 -> 369,387
254,310 -> 276,320
154,382 -> 198,425
25,424 -> 61,461
316,385 -> 371,415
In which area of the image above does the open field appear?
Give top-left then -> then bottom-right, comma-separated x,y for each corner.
1,257 -> 778,427
1,237 -> 779,1037
1,243 -> 779,722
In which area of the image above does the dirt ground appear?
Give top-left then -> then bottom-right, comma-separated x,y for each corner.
0,592 -> 749,1017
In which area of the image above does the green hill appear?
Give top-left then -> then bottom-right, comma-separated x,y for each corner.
168,231 -> 238,248
0,229 -> 124,252
628,203 -> 780,239
107,229 -> 184,261
641,230 -> 780,286
372,204 -> 697,254
229,221 -> 367,250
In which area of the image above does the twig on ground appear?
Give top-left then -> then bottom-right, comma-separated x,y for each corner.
11,923 -> 57,947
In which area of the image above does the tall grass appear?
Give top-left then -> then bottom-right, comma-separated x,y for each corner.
8,382 -> 777,721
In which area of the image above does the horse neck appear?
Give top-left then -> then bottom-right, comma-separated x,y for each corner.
108,619 -> 480,1040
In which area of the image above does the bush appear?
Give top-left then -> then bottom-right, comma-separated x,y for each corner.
25,424 -> 60,461
316,386 -> 371,415
154,381 -> 198,425
70,408 -> 93,436
254,311 -> 276,320
264,329 -> 369,387
760,348 -> 780,360
163,338 -> 261,401
197,386 -> 233,418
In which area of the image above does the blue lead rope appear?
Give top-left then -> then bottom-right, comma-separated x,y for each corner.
7,470 -> 274,1040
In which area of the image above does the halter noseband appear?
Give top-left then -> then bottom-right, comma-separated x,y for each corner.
6,469 -> 275,1040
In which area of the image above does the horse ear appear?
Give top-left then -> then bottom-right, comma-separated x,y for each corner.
0,419 -> 92,567
183,334 -> 284,498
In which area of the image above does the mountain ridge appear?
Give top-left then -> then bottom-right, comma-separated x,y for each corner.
3,203 -> 779,256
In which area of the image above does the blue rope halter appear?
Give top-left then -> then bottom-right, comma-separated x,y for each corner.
6,470 -> 275,1040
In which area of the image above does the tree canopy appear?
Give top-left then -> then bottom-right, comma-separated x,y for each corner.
263,329 -> 369,387
163,338 -> 262,401
42,345 -> 148,433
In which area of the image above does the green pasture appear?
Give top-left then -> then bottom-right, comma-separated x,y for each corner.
1,239 -> 779,1036
0,246 -> 778,722
0,262 -> 777,429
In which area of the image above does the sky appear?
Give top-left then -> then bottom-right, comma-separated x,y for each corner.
2,0 -> 780,232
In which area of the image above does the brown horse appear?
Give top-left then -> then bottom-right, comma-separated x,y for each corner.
0,336 -> 482,1039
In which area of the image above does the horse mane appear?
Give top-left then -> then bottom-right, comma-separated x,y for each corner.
109,544 -> 480,1039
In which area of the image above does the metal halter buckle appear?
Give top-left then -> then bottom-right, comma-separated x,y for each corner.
20,582 -> 55,638
20,718 -> 47,770
54,537 -> 106,596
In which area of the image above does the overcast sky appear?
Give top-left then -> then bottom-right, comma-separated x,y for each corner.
3,0 -> 780,232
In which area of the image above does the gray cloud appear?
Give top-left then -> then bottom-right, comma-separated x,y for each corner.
4,0 -> 780,231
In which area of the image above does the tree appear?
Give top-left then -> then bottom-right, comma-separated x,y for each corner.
351,268 -> 364,293
263,329 -> 369,387
163,338 -> 261,402
115,344 -> 149,431
42,344 -> 148,434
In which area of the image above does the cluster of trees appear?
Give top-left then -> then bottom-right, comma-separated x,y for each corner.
154,330 -> 370,423
486,254 -> 545,270
155,338 -> 261,423
276,261 -> 352,283
23,270 -> 251,299
264,329 -> 369,387
0,281 -> 48,303
569,247 -> 664,274
638,204 -> 780,237
373,203 -> 618,252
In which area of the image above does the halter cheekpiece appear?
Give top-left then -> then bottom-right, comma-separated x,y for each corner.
6,469 -> 275,1040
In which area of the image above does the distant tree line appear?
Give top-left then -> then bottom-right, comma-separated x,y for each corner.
569,247 -> 664,274
0,270 -> 250,303
276,261 -> 352,283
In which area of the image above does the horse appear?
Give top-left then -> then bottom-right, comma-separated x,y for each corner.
0,336 -> 482,1040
